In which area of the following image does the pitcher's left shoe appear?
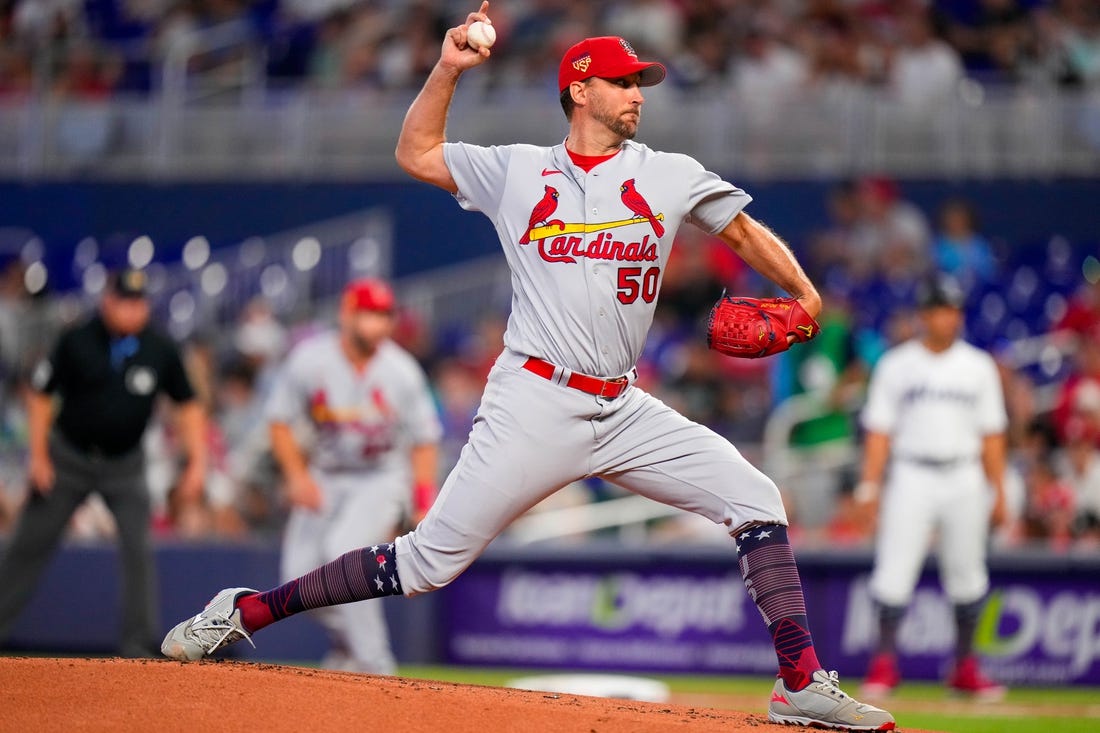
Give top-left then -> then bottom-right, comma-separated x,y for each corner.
769,669 -> 896,731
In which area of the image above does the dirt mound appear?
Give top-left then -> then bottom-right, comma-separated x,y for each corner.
1,656 -> 785,732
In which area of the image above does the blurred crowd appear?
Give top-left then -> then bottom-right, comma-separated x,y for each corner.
0,178 -> 1097,554
2,0 -> 1100,101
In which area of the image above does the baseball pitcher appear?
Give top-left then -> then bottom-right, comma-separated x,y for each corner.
163,5 -> 893,729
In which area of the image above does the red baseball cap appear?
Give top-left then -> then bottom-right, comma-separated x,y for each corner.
558,37 -> 666,93
342,278 -> 395,312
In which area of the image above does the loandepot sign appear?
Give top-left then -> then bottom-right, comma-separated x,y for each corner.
445,567 -> 778,673
443,558 -> 1100,684
497,571 -> 746,636
839,577 -> 1100,684
978,587 -> 1100,681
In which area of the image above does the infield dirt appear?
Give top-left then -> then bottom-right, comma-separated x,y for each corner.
0,656 -> 940,732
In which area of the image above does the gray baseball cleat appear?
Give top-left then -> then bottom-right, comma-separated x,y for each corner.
768,669 -> 896,731
161,587 -> 258,661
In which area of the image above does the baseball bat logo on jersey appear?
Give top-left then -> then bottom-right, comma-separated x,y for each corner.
518,179 -> 666,264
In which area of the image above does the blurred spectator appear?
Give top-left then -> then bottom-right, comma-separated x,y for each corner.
1057,417 -> 1100,544
52,40 -> 122,100
1054,274 -> 1100,337
821,481 -> 872,547
282,0 -> 359,24
940,0 -> 1032,83
11,0 -> 87,46
1019,454 -> 1077,548
0,254 -> 30,378
658,340 -> 728,428
604,0 -> 683,58
232,295 -> 288,397
655,226 -> 744,331
732,23 -> 811,164
996,356 -> 1039,462
0,43 -> 33,98
374,3 -> 450,90
776,289 -> 865,450
1056,0 -> 1100,87
849,177 -> 932,281
774,288 -> 866,534
800,7 -> 883,92
0,376 -> 30,535
1051,325 -> 1100,448
886,7 -> 965,108
49,40 -> 123,166
430,357 -> 484,470
809,180 -> 860,285
931,198 -> 999,290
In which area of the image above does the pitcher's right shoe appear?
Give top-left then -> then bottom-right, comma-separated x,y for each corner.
769,669 -> 896,731
161,587 -> 258,661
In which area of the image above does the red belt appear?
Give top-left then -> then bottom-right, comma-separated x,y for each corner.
522,357 -> 632,400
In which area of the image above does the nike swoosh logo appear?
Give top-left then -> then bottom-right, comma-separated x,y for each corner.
770,692 -> 789,705
541,169 -> 563,176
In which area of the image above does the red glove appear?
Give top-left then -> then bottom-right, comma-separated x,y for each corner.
706,294 -> 820,359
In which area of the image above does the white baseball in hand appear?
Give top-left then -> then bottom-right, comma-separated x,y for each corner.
467,20 -> 496,50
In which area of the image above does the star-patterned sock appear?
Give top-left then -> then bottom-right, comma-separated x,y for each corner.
236,543 -> 401,633
735,523 -> 822,691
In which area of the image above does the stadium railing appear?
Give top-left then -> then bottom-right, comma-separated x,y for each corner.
2,82 -> 1099,180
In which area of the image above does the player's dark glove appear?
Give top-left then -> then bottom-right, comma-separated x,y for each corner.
706,293 -> 821,359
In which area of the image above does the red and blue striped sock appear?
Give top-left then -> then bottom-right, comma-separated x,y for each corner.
735,524 -> 822,691
236,543 -> 401,633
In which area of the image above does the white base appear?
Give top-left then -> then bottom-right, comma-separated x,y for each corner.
506,673 -> 671,702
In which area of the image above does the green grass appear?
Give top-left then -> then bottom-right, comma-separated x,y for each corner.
397,665 -> 1100,733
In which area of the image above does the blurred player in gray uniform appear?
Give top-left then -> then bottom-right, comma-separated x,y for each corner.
266,278 -> 441,674
856,274 -> 1008,700
163,5 -> 893,728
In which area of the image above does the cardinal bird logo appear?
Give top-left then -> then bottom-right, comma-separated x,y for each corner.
619,179 -> 665,238
519,185 -> 562,244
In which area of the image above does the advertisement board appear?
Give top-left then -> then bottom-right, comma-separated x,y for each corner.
442,548 -> 1100,685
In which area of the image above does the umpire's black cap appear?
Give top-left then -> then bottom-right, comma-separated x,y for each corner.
108,267 -> 149,298
916,273 -> 966,310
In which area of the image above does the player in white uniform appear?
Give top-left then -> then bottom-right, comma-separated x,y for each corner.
856,274 -> 1008,700
265,278 -> 441,674
163,6 -> 893,729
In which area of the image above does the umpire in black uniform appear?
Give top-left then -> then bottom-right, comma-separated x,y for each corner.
0,268 -> 207,656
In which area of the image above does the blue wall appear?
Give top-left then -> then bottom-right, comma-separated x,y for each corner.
2,178 -> 1098,290
1,539 -> 440,663
6,539 -> 1100,687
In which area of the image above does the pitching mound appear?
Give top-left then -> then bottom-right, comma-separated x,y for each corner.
0,657 -> 933,732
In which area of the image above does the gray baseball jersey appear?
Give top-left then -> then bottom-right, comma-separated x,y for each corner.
444,139 -> 751,377
265,332 -> 442,474
394,141 -> 786,597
